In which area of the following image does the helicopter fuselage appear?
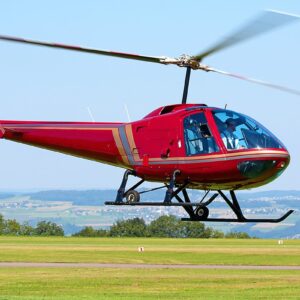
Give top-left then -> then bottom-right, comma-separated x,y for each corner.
0,103 -> 289,190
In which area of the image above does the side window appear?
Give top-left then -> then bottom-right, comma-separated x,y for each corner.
183,113 -> 219,156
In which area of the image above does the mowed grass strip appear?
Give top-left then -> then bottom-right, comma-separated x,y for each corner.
0,268 -> 300,300
0,237 -> 299,266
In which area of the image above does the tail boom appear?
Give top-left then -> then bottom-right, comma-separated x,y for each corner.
0,120 -> 131,168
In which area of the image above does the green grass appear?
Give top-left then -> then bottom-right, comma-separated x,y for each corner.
0,237 -> 299,266
0,237 -> 299,299
0,268 -> 299,299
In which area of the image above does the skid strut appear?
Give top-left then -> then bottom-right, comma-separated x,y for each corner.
164,170 -> 180,203
105,170 -> 294,223
181,190 -> 294,223
115,170 -> 144,203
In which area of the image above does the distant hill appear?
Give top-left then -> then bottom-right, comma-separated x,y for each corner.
27,190 -> 116,206
0,192 -> 16,200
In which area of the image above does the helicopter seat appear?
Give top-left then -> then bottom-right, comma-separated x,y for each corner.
184,127 -> 204,156
184,129 -> 217,155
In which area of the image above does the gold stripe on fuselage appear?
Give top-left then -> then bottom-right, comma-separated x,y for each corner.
124,124 -> 141,161
112,128 -> 130,166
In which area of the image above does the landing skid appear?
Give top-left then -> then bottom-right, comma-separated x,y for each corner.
181,210 -> 293,223
105,170 -> 294,223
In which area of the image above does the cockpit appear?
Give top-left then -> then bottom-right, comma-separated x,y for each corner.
212,110 -> 285,150
183,108 -> 286,156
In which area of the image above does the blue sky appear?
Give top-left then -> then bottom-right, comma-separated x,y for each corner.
0,0 -> 299,191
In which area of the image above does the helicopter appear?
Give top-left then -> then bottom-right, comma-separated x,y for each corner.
0,10 -> 299,223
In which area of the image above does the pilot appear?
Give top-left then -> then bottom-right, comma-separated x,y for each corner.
221,118 -> 240,150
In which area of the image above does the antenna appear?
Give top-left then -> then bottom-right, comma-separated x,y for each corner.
124,104 -> 131,122
86,106 -> 95,122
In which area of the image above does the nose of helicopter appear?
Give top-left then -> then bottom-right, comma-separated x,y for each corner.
237,151 -> 290,181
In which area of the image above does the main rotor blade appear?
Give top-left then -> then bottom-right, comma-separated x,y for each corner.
194,10 -> 299,61
0,34 -> 165,64
206,66 -> 300,96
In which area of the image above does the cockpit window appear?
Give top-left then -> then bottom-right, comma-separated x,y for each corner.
184,113 -> 219,156
212,110 -> 285,150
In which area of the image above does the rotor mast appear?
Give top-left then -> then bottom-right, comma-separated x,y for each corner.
182,67 -> 191,104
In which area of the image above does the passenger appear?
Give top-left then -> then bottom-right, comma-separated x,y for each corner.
221,118 -> 240,149
184,119 -> 202,155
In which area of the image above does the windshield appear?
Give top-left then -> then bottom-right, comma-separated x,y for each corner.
212,110 -> 285,150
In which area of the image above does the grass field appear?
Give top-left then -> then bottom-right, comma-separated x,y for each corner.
1,268 -> 300,299
1,237 -> 300,265
0,237 -> 299,299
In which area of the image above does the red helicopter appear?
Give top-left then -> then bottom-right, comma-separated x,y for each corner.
0,10 -> 299,223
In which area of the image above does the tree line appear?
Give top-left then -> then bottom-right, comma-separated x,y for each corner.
0,214 -> 64,236
73,215 -> 251,238
0,214 -> 251,238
